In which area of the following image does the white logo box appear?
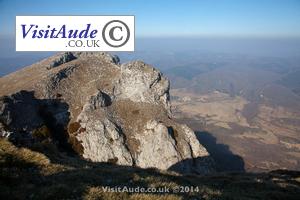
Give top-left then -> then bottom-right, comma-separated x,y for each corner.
16,16 -> 135,51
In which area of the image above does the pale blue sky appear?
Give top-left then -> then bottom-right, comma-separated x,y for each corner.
0,0 -> 300,37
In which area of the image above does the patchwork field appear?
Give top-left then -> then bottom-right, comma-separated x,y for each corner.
171,89 -> 300,172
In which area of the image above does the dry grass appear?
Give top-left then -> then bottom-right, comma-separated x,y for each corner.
0,138 -> 300,200
0,139 -> 50,167
32,125 -> 51,139
112,100 -> 168,133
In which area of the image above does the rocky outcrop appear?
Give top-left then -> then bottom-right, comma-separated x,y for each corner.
0,52 -> 214,174
114,61 -> 170,112
44,64 -> 78,97
48,52 -> 77,69
0,90 -> 70,147
0,90 -> 43,131
134,120 -> 181,169
87,90 -> 112,109
128,119 -> 213,173
70,90 -> 133,165
75,116 -> 133,165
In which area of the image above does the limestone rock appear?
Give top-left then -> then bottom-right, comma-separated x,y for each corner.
48,52 -> 77,69
0,52 -> 214,174
74,93 -> 133,166
44,64 -> 78,98
133,120 -> 213,173
0,90 -> 43,131
114,61 -> 170,112
87,90 -> 112,109
134,120 -> 180,169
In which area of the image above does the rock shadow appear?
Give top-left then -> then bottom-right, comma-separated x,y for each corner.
168,130 -> 245,174
168,155 -> 215,175
195,131 -> 245,172
0,90 -> 74,154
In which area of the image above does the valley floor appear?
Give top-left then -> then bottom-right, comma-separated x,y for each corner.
171,89 -> 300,172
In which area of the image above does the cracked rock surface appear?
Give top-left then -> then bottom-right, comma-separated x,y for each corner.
0,52 -> 214,174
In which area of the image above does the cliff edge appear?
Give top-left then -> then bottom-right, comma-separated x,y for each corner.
0,52 -> 214,174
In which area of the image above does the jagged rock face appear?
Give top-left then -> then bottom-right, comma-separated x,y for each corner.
48,52 -> 77,69
0,91 -> 43,130
134,120 -> 181,169
73,90 -> 133,165
133,120 -> 212,173
0,52 -> 214,174
114,61 -> 170,112
76,117 -> 133,165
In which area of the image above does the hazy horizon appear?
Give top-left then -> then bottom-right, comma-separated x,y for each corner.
1,0 -> 300,76
1,35 -> 300,76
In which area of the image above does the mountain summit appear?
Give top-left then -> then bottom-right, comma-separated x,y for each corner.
0,52 -> 214,174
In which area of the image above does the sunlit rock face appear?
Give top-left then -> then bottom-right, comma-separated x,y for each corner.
0,52 -> 214,174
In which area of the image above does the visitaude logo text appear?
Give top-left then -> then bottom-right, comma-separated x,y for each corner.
16,16 -> 135,51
